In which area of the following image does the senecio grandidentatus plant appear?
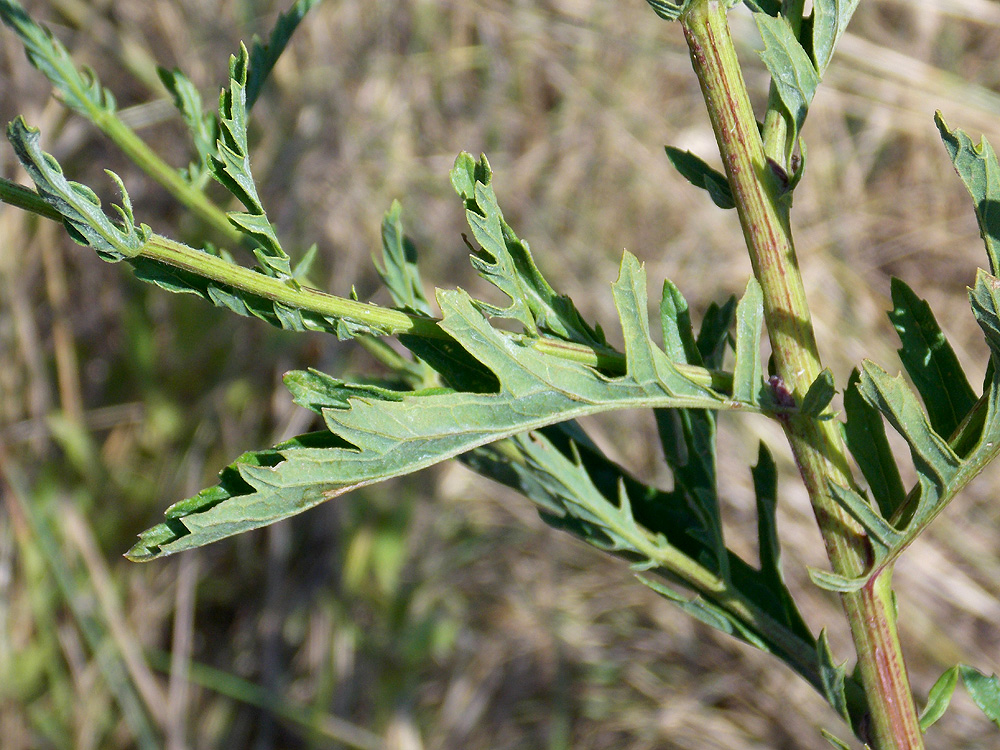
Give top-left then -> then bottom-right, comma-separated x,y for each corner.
2,0 -> 999,746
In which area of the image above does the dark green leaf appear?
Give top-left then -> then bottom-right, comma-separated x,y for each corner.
643,0 -> 685,21
960,665 -> 1000,728
919,666 -> 959,731
811,0 -> 861,74
843,369 -> 906,518
664,146 -> 735,209
0,0 -> 117,116
936,112 -> 1000,275
753,12 -> 820,161
244,0 -> 324,111
800,368 -> 836,418
450,153 -> 604,346
889,277 -> 976,439
376,200 -> 433,315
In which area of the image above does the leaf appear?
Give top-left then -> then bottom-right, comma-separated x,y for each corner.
733,278 -> 764,405
659,279 -> 702,366
960,665 -> 1000,728
810,0 -> 861,74
6,118 -> 149,261
825,273 -> 1000,589
936,113 -> 1000,275
0,0 -> 117,116
843,369 -> 906,518
643,0 -> 686,21
450,153 -> 605,346
919,666 -> 959,731
817,630 -> 851,723
889,278 -> 976,439
157,66 -> 218,184
800,368 -> 836,418
753,11 -> 820,162
244,0 -> 324,111
211,44 -> 293,280
128,252 -> 766,560
664,147 -> 735,209
375,200 -> 433,315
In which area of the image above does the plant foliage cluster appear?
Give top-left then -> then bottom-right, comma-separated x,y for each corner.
1,0 -> 999,745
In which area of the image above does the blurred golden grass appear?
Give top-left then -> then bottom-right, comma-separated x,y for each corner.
1,0 -> 999,747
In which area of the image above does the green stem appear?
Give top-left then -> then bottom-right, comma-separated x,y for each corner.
0,176 -> 731,393
87,108 -> 244,246
680,3 -> 923,747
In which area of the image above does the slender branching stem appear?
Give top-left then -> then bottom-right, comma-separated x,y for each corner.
680,2 -> 923,747
0,175 -> 733,392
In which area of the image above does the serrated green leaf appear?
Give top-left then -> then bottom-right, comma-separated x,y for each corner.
753,11 -> 820,162
128,252 -> 764,560
800,368 -> 836,417
376,200 -> 432,315
450,153 -> 605,346
157,66 -> 218,184
811,0 -> 861,74
7,118 -> 149,261
960,665 -> 1000,727
919,666 -> 959,731
843,369 -> 906,518
0,0 -> 117,116
817,630 -> 851,722
664,146 -> 735,209
859,362 -> 962,488
733,278 -> 764,405
936,113 -> 1000,275
244,0 -> 323,111
889,277 -> 976,438
211,44 -> 293,279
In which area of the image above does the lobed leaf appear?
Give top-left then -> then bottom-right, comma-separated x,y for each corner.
823,270 -> 1000,590
7,118 -> 149,261
211,44 -> 294,280
157,66 -> 218,184
128,252 -> 766,560
936,113 -> 1000,275
0,0 -> 116,116
244,0 -> 324,111
450,153 -> 605,346
375,200 -> 433,315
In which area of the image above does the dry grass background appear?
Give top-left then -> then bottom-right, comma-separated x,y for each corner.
1,0 -> 1000,748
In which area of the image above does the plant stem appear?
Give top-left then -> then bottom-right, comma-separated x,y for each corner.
87,108 -> 245,247
680,2 -> 923,747
0,175 -> 733,393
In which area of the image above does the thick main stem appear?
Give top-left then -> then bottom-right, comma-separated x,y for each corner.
680,2 -> 923,748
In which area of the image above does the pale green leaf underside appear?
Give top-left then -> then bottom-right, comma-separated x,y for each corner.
127,252 -> 766,560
